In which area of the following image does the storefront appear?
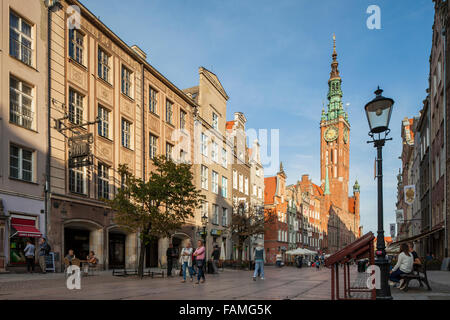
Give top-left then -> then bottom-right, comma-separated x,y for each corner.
9,216 -> 42,265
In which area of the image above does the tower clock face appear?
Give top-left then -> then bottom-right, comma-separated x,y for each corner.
324,127 -> 338,142
343,128 -> 349,144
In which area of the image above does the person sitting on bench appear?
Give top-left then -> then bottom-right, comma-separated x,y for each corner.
389,243 -> 413,290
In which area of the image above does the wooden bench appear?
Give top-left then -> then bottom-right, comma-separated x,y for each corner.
399,262 -> 432,292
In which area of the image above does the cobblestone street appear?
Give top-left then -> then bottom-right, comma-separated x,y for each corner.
1,266 -> 449,300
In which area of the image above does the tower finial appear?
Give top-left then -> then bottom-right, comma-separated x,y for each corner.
329,34 -> 340,80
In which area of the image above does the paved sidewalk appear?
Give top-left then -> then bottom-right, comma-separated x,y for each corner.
0,266 -> 449,300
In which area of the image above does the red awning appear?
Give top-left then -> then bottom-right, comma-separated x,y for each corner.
11,217 -> 42,238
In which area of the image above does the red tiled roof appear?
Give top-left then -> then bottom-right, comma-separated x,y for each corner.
226,121 -> 235,130
264,176 -> 277,205
312,184 -> 323,196
348,197 -> 355,213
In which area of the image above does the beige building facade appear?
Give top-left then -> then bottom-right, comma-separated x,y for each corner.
0,0 -> 49,271
184,67 -> 233,260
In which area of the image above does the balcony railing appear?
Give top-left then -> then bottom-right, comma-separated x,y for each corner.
10,102 -> 34,129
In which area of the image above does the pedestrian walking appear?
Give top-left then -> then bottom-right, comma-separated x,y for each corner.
38,238 -> 50,274
166,243 -> 177,277
211,245 -> 220,274
316,259 -> 320,271
252,242 -> 265,281
24,240 -> 35,273
179,240 -> 194,283
275,251 -> 283,267
193,240 -> 206,284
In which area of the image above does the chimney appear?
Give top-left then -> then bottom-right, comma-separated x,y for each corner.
131,45 -> 147,60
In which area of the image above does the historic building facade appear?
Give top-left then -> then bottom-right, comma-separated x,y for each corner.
226,112 -> 252,260
45,0 -> 199,271
395,1 -> 449,262
0,0 -> 49,271
184,67 -> 233,261
264,165 -> 289,263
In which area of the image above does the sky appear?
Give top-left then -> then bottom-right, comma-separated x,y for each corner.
82,0 -> 434,235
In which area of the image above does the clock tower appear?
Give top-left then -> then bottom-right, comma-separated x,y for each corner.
320,35 -> 350,212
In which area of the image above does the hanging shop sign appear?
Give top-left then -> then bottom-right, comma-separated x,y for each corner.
68,133 -> 93,168
404,185 -> 416,205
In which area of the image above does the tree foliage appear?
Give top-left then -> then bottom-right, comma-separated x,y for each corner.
231,202 -> 276,263
107,156 -> 204,277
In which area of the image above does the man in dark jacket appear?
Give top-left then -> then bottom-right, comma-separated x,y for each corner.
211,245 -> 220,274
166,243 -> 177,277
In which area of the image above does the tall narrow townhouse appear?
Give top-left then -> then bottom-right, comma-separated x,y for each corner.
0,0 -> 49,272
142,58 -> 198,268
227,112 -> 252,261
248,139 -> 264,258
46,0 -> 144,271
183,67 -> 233,260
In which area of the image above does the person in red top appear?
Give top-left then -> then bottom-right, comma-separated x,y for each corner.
193,240 -> 206,284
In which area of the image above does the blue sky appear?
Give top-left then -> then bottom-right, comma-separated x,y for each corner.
83,0 -> 434,234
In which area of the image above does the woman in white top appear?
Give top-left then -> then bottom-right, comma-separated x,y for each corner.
389,243 -> 414,289
179,240 -> 194,283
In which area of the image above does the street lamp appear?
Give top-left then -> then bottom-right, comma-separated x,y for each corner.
201,212 -> 208,243
365,87 -> 394,300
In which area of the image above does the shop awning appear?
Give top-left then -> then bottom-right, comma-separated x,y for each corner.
10,218 -> 42,238
391,224 -> 444,246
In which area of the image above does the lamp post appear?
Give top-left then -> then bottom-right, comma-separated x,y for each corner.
365,87 -> 394,300
201,212 -> 208,254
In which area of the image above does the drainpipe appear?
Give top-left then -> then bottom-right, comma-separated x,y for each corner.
441,9 -> 448,258
141,63 -> 145,181
45,2 -> 54,238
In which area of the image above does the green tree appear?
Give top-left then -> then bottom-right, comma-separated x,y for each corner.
108,156 -> 204,278
231,202 -> 275,264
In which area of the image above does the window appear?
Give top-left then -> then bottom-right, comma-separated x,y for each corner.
201,165 -> 208,190
121,65 -> 132,97
149,87 -> 158,114
222,208 -> 228,226
258,187 -> 262,199
212,204 -> 219,225
10,144 -> 33,182
244,178 -> 249,195
10,12 -> 33,66
10,76 -> 33,129
98,47 -> 110,82
212,112 -> 218,130
166,99 -> 173,124
97,106 -> 110,138
166,143 -> 173,160
239,174 -> 243,193
149,134 -> 158,159
69,89 -> 83,125
278,230 -> 281,241
97,163 -> 110,199
222,176 -> 228,198
222,148 -> 227,168
212,142 -> 218,162
253,184 -> 257,196
201,133 -> 208,156
180,109 -> 186,129
233,170 -> 237,189
121,118 -> 132,148
212,171 -> 219,194
69,165 -> 87,195
69,29 -> 84,65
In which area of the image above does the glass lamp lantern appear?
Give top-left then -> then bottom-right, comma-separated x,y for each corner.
364,87 -> 394,134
